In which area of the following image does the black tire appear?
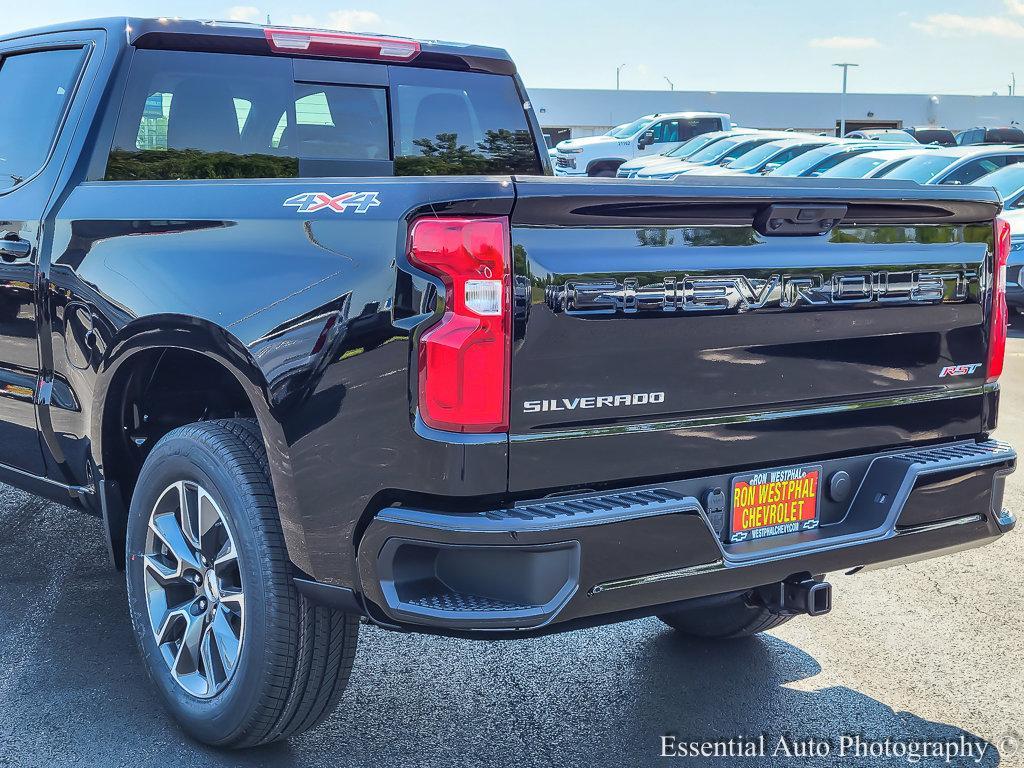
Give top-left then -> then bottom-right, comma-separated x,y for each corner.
657,594 -> 792,639
590,167 -> 616,177
125,418 -> 359,748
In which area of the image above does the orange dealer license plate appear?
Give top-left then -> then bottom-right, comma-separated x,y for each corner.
729,464 -> 821,544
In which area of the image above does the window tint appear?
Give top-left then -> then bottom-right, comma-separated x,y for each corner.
726,141 -> 786,170
967,163 -> 1024,198
690,117 -> 723,136
770,146 -> 842,177
819,154 -> 887,178
812,149 -> 869,174
985,128 -> 1024,143
109,50 -> 540,180
107,50 -> 397,180
687,137 -> 746,163
882,154 -> 958,183
720,137 -> 775,163
390,67 -> 540,176
0,47 -> 84,189
940,156 -> 1007,185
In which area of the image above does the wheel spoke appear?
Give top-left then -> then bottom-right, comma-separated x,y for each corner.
150,511 -> 202,574
143,552 -> 179,582
219,587 -> 244,610
213,537 -> 237,569
153,606 -> 188,645
173,609 -> 204,677
198,488 -> 220,551
210,605 -> 241,673
199,625 -> 221,688
178,481 -> 202,551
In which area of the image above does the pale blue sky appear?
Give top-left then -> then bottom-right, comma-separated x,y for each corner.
4,1 -> 1024,95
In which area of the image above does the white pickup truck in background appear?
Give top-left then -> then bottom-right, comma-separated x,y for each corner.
552,111 -> 731,177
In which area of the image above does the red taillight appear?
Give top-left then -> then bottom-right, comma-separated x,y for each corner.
264,29 -> 421,61
408,217 -> 511,434
988,216 -> 1011,383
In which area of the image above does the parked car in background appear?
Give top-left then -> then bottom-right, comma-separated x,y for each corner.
636,131 -> 790,179
768,141 -> 907,177
818,148 -> 935,179
845,129 -> 918,144
616,128 -> 756,177
970,163 -> 1024,209
680,136 -> 832,176
553,112 -> 731,176
879,146 -> 1024,185
903,126 -> 957,146
970,164 -> 1024,314
956,126 -> 1024,145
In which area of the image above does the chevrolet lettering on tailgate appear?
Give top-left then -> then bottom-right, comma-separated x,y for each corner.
549,270 -> 972,314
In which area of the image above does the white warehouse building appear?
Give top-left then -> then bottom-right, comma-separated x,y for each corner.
529,88 -> 1024,143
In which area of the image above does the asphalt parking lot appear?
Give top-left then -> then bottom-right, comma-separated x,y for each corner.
2,332 -> 1024,768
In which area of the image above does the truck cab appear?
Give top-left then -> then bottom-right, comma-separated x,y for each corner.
552,111 -> 731,177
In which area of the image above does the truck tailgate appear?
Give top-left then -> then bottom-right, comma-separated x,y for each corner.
507,176 -> 1002,493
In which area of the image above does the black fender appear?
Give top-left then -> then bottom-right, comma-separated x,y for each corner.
90,316 -> 310,574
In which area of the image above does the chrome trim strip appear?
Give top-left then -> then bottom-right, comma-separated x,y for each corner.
894,513 -> 985,535
513,385 -> 994,443
589,512 -> 989,596
589,560 -> 723,595
0,461 -> 94,496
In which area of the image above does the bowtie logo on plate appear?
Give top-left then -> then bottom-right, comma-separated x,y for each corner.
284,191 -> 382,214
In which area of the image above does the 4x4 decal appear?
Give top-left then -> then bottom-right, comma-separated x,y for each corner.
283,191 -> 381,214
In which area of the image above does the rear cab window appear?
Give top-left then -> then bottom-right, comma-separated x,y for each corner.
105,49 -> 542,180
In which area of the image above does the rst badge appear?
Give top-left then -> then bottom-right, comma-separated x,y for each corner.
939,363 -> 982,378
283,191 -> 381,214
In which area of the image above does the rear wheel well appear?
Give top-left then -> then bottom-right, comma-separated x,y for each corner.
101,349 -> 258,565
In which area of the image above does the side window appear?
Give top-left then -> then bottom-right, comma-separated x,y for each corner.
942,157 -> 1006,185
772,147 -> 805,164
686,117 -> 722,138
650,120 -> 679,143
0,47 -> 84,189
390,66 -> 540,176
813,152 -> 856,174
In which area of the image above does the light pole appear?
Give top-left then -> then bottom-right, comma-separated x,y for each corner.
664,76 -> 675,91
833,62 -> 858,137
616,63 -> 627,90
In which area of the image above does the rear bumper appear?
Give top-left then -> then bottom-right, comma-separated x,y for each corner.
353,440 -> 1015,635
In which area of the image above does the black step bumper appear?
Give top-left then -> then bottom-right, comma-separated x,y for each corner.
353,440 -> 1015,635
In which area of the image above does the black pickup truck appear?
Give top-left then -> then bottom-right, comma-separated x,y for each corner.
0,17 -> 1016,748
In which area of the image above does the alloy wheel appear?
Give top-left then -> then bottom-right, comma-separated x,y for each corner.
142,480 -> 245,698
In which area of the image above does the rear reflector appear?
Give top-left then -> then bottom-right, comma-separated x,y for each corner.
264,29 -> 421,61
408,217 -> 511,434
988,216 -> 1011,383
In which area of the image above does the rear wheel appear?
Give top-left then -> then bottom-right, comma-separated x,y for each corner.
657,593 -> 792,639
125,418 -> 359,748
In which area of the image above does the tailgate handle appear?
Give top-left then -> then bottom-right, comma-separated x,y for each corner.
754,204 -> 847,237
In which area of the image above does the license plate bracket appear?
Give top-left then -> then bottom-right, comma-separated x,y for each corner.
729,464 -> 822,544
